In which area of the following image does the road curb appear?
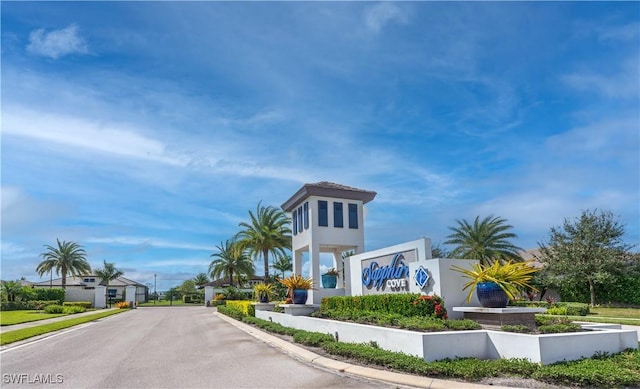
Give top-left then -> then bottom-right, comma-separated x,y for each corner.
214,312 -> 520,389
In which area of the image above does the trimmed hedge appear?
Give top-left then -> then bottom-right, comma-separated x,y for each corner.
1,300 -> 60,311
510,301 -> 590,316
225,300 -> 255,317
63,301 -> 92,308
32,288 -> 65,304
320,293 -> 448,319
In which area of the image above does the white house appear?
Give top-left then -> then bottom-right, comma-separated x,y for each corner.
33,275 -> 148,305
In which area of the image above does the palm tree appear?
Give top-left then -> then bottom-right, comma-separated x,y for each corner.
272,254 -> 293,279
193,272 -> 209,287
37,239 -> 92,289
444,216 -> 523,266
236,201 -> 291,281
94,260 -> 124,307
209,239 -> 255,287
1,280 -> 23,302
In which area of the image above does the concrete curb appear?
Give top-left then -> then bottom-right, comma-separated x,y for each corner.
215,312 -> 521,389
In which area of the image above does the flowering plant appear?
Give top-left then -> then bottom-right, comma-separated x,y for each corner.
323,268 -> 339,276
412,294 -> 448,319
451,260 -> 539,303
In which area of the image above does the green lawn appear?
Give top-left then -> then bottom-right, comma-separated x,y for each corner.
0,309 -> 128,345
1,310 -> 67,326
589,307 -> 640,319
539,306 -> 640,327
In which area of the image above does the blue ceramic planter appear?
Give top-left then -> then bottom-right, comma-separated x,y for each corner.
321,274 -> 337,289
476,282 -> 509,308
292,289 -> 308,304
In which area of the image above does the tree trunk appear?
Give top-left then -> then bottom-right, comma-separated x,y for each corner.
588,279 -> 596,307
263,249 -> 270,281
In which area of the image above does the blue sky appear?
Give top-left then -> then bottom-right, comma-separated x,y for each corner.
2,2 -> 638,291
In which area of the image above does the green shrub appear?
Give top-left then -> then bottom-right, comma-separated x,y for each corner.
445,319 -> 482,331
292,331 -> 335,347
320,293 -> 448,319
33,288 -> 65,304
44,305 -> 65,314
62,306 -> 86,314
560,302 -> 590,316
501,325 -> 531,333
211,300 -> 226,307
546,306 -> 568,315
226,300 -> 254,316
217,305 -> 245,320
538,323 -> 582,334
63,302 -> 92,308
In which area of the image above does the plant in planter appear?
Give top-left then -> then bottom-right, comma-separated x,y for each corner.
279,274 -> 313,304
321,268 -> 339,289
253,283 -> 275,303
451,260 -> 539,308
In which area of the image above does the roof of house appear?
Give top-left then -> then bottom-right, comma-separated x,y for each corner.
200,275 -> 264,288
33,275 -> 147,288
281,181 -> 377,212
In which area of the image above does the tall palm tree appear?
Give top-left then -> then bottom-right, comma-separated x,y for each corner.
271,254 -> 293,279
209,239 -> 255,287
444,216 -> 523,266
193,272 -> 209,287
94,260 -> 124,307
236,201 -> 291,281
37,239 -> 92,289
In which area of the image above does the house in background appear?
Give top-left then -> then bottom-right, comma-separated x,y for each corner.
33,275 -> 148,305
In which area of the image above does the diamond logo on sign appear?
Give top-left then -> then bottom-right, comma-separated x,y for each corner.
414,266 -> 430,289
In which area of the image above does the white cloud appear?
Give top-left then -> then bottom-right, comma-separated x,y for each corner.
3,106 -> 185,166
364,3 -> 409,34
561,56 -> 639,99
27,25 -> 89,59
86,236 -> 212,252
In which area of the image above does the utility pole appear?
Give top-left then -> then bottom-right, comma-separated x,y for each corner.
154,274 -> 157,305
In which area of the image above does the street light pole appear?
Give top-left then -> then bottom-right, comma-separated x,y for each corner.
154,274 -> 157,305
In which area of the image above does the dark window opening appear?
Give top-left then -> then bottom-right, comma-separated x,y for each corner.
333,202 -> 343,228
348,203 -> 358,229
318,200 -> 328,227
292,209 -> 298,235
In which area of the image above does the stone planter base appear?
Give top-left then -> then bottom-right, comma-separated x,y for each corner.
452,307 -> 547,329
279,304 -> 320,316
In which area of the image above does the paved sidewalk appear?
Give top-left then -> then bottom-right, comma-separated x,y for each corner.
0,308 -> 119,333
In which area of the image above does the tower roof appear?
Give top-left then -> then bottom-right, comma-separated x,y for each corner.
281,181 -> 376,212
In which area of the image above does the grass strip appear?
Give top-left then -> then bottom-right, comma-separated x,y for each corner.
538,315 -> 640,327
1,311 -> 67,326
0,309 -> 128,345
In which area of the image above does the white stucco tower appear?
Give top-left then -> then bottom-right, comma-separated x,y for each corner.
281,182 -> 376,304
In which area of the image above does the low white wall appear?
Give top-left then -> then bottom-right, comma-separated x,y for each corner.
65,289 -> 95,305
256,310 -> 638,364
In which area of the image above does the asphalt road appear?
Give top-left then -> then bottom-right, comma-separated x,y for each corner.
0,307 -> 401,389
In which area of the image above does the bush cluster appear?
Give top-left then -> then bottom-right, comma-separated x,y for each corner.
43,305 -> 85,314
511,301 -> 590,316
225,300 -> 255,317
114,301 -> 130,309
320,293 -> 448,319
313,308 -> 479,332
1,300 -> 60,311
229,311 -> 640,387
63,302 -> 92,308
217,305 -> 245,320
